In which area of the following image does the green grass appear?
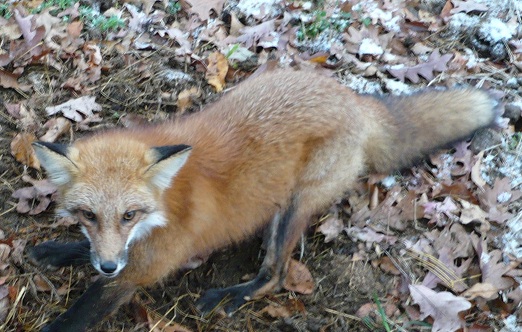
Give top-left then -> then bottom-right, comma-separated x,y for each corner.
0,3 -> 12,19
167,0 -> 182,15
79,6 -> 125,33
296,10 -> 352,42
32,0 -> 77,14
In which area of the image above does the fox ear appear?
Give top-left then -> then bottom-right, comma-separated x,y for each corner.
32,142 -> 76,186
147,145 -> 192,190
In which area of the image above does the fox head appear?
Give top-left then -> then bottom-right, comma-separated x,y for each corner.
33,138 -> 191,278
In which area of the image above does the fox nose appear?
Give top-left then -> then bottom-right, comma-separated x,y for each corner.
100,261 -> 118,274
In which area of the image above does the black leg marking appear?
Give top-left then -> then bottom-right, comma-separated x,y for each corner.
29,240 -> 91,269
197,198 -> 297,315
41,278 -> 136,332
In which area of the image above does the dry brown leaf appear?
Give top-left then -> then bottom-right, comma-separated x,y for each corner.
283,259 -> 314,294
4,102 -> 39,131
11,175 -> 57,215
39,117 -> 71,142
177,87 -> 202,113
14,8 -> 45,50
183,0 -> 225,21
0,244 -> 11,263
458,198 -> 488,225
471,152 -> 486,188
260,298 -> 306,318
388,49 -> 452,83
0,69 -> 20,89
33,274 -> 52,292
205,52 -> 228,92
450,0 -> 489,14
10,132 -> 40,169
67,21 -> 83,38
234,19 -> 276,49
318,216 -> 343,243
461,282 -> 498,300
0,286 -> 8,322
45,95 -> 102,122
10,239 -> 26,265
409,284 -> 471,332
378,256 -> 401,275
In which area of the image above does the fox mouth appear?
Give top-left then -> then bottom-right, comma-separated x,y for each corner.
100,270 -> 120,278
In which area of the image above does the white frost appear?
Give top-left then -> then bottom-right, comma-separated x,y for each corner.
236,0 -> 280,19
479,17 -> 513,43
358,38 -> 384,56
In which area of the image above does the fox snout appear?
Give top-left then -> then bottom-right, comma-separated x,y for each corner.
90,249 -> 128,277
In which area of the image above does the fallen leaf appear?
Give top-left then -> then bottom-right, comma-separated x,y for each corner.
45,96 -> 102,122
67,21 -> 83,38
283,259 -> 314,294
318,216 -> 343,243
409,284 -> 471,332
471,151 -> 486,188
177,87 -> 202,113
458,200 -> 486,226
234,19 -> 276,49
10,132 -> 40,169
11,175 -> 57,215
183,0 -> 226,21
378,256 -> 401,275
260,298 -> 306,318
450,0 -> 489,14
0,69 -> 20,89
345,226 -> 398,244
0,286 -> 8,322
39,117 -> 71,142
14,9 -> 45,50
205,52 -> 228,92
33,274 -> 52,292
461,282 -> 498,300
0,245 -> 11,263
388,49 -> 453,83
10,239 -> 26,265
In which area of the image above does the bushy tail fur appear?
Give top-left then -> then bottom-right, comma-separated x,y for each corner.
366,89 -> 499,173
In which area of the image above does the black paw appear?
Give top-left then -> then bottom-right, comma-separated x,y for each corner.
28,240 -> 90,269
28,241 -> 63,270
197,286 -> 249,315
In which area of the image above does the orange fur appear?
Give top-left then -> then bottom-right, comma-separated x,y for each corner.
32,69 -> 498,330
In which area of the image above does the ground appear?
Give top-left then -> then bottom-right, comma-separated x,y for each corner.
0,0 -> 522,331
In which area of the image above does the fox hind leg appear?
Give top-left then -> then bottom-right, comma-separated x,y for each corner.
29,240 -> 91,270
197,197 -> 311,315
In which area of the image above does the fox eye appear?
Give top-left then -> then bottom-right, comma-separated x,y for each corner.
82,210 -> 96,222
122,211 -> 136,222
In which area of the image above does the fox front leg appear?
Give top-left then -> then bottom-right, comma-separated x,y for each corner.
42,278 -> 136,332
29,239 -> 91,269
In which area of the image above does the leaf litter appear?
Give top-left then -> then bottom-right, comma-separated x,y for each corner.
0,0 -> 521,331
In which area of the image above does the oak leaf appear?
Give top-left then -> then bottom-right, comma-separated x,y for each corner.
45,96 -> 102,123
283,259 -> 314,294
205,52 -> 228,92
409,284 -> 471,332
10,132 -> 40,169
183,0 -> 225,21
388,49 -> 452,83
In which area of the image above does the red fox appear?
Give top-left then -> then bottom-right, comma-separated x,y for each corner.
30,68 -> 498,331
